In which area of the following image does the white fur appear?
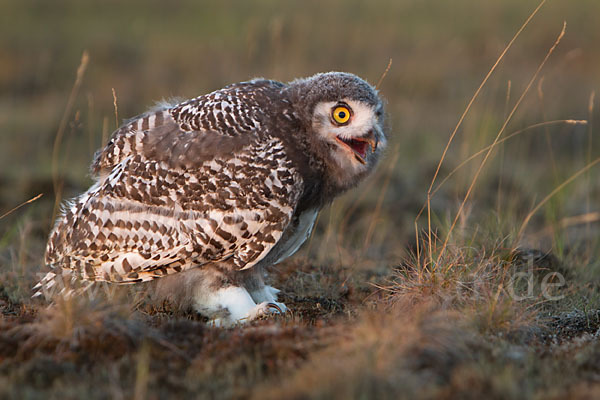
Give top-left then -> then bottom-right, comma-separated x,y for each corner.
201,286 -> 256,321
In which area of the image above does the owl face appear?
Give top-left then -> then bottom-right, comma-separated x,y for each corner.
312,98 -> 386,173
285,72 -> 387,191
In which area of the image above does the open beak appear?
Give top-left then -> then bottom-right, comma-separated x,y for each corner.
335,131 -> 378,164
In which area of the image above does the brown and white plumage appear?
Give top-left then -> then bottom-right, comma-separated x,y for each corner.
37,72 -> 387,326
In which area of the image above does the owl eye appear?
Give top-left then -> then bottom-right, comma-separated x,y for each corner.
331,105 -> 352,125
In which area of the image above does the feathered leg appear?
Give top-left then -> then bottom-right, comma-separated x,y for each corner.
153,265 -> 285,327
240,267 -> 287,313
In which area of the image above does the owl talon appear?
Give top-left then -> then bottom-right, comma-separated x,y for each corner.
246,301 -> 287,320
266,302 -> 283,313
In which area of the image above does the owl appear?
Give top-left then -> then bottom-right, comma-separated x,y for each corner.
36,72 -> 387,326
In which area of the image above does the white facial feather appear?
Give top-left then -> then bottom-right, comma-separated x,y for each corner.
314,100 -> 376,139
312,98 -> 386,171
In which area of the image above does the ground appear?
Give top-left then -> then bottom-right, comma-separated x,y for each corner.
1,0 -> 600,399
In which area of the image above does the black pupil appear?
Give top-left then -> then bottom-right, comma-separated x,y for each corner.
338,110 -> 346,119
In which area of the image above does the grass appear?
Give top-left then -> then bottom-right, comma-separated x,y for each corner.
1,0 -> 600,398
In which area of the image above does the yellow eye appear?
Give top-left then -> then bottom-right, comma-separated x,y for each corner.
332,105 -> 351,125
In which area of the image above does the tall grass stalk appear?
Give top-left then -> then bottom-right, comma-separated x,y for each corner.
112,87 -> 119,130
436,22 -> 567,269
422,0 -> 549,269
431,120 -> 587,197
51,51 -> 89,223
0,193 -> 43,221
517,156 -> 600,241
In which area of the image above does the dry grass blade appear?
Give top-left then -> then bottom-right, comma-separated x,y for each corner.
426,0 -> 547,195
0,193 -> 43,221
51,51 -> 89,222
419,0 -> 547,265
559,212 -> 600,228
112,87 -> 119,129
517,157 -> 600,241
376,58 -> 393,89
437,22 -> 567,267
431,120 -> 587,197
532,211 -> 600,241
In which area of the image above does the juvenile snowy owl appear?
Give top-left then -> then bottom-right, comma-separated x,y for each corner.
37,72 -> 387,326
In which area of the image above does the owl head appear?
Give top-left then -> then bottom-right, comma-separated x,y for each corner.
286,72 -> 387,193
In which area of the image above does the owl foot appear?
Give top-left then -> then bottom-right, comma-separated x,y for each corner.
198,286 -> 287,327
243,301 -> 287,321
248,285 -> 287,315
210,301 -> 286,327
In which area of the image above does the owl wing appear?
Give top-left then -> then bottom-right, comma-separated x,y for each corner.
46,88 -> 302,284
92,79 -> 285,175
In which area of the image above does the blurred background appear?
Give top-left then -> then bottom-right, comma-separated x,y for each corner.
2,2 -> 600,398
1,0 -> 599,271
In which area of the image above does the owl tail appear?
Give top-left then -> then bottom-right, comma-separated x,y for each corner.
32,270 -> 93,300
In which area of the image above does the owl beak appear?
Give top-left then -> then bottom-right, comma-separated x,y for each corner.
367,136 -> 378,151
335,131 -> 378,165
